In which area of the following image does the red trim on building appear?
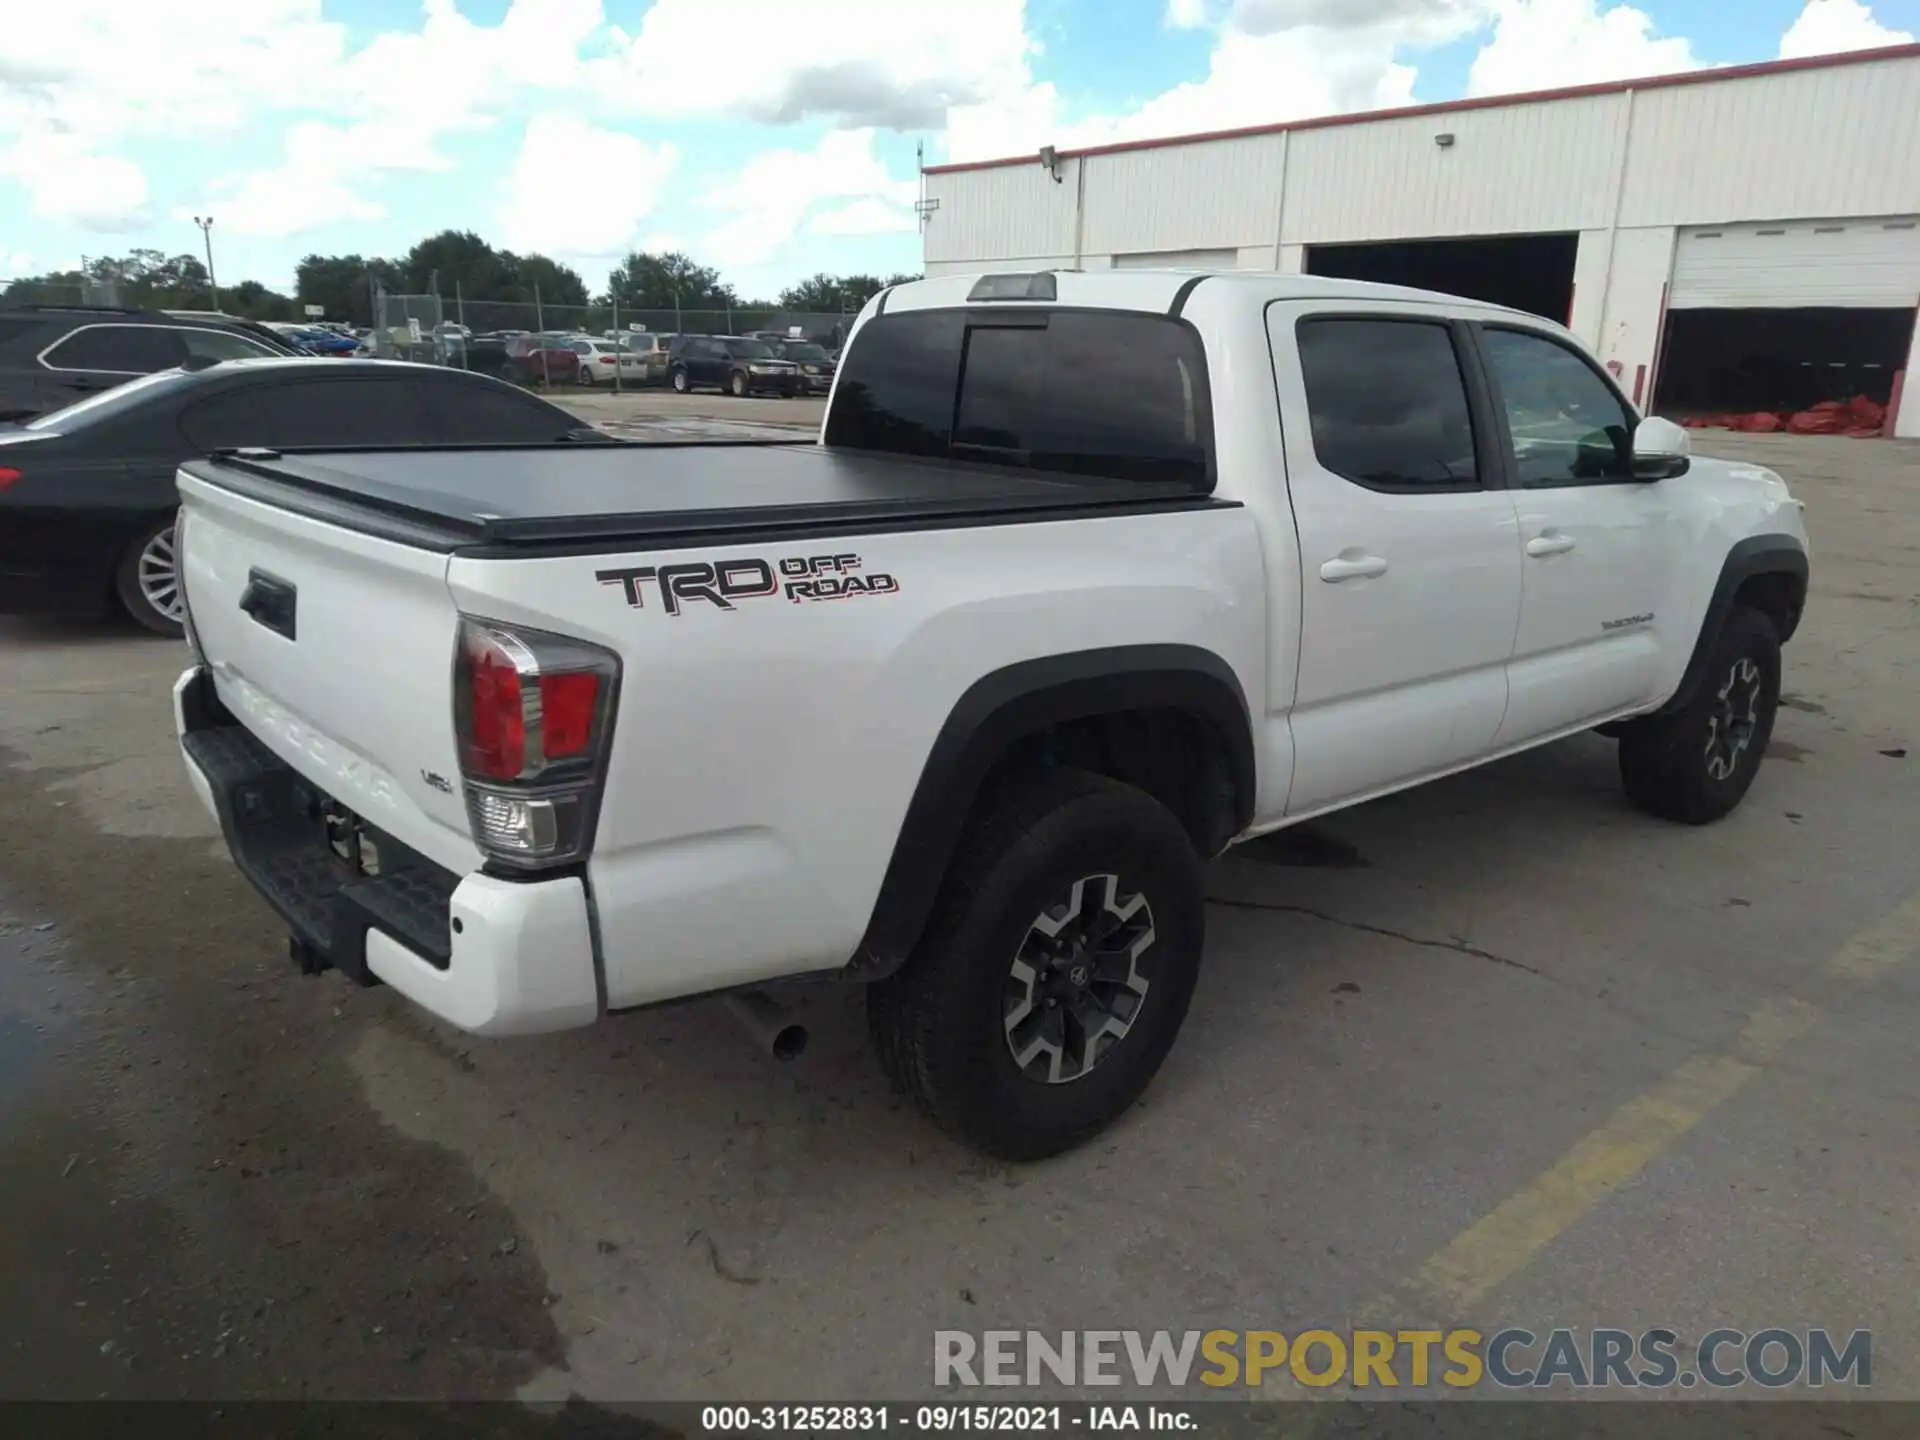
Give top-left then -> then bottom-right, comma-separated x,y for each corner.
1566,282 -> 1577,327
1887,367 -> 1908,440
924,43 -> 1920,175
1633,365 -> 1647,406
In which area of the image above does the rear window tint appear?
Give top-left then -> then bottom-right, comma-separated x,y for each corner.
826,309 -> 1213,489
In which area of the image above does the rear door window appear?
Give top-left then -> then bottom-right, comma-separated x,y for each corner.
426,379 -> 577,443
179,389 -> 270,450
42,324 -> 188,374
1294,318 -> 1481,492
181,328 -> 280,362
826,309 -> 1213,488
253,377 -> 440,448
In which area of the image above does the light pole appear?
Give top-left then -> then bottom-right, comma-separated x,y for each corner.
192,215 -> 220,312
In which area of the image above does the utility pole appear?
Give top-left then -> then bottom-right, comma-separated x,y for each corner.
192,216 -> 219,311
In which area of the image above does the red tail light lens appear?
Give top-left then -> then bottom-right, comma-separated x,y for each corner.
453,618 -> 620,870
598,355 -> 616,364
462,631 -> 529,780
539,671 -> 600,758
0,467 -> 21,490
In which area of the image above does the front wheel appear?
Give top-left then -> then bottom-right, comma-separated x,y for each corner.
1619,606 -> 1781,824
729,371 -> 749,398
115,516 -> 185,638
671,368 -> 690,393
867,769 -> 1205,1160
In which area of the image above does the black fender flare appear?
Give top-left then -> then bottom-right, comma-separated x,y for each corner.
1652,534 -> 1808,719
850,644 -> 1255,975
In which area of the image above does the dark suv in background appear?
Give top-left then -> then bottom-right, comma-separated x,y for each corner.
0,305 -> 301,421
667,335 -> 801,397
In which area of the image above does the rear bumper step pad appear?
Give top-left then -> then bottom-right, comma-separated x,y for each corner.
182,717 -> 459,983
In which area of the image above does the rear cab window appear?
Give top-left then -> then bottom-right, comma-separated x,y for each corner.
825,308 -> 1214,489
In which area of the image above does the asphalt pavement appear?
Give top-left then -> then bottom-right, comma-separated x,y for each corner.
0,423 -> 1915,1413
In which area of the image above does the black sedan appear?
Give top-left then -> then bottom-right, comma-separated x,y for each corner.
0,358 -> 599,636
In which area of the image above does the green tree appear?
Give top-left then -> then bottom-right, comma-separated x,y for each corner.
224,279 -> 300,323
505,253 -> 588,308
294,253 -> 402,327
604,251 -> 736,311
400,229 -> 512,299
778,272 -> 922,313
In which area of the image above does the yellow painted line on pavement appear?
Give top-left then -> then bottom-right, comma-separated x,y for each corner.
1411,888 -> 1920,1312
1826,889 -> 1920,982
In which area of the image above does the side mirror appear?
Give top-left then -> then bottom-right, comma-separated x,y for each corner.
1632,416 -> 1691,480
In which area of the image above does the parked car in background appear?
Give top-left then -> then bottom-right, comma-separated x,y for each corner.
666,335 -> 802,397
568,337 -> 649,386
616,333 -> 672,383
0,357 -> 597,635
503,333 -> 581,385
290,327 -> 364,356
769,339 -> 837,393
0,305 -> 303,422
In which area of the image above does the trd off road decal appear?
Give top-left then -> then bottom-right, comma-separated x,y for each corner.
596,551 -> 900,617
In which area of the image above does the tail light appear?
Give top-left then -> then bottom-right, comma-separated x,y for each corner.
598,355 -> 616,364
452,617 -> 620,872
0,467 -> 21,490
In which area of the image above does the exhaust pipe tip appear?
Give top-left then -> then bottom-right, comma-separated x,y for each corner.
723,990 -> 808,1061
770,1023 -> 808,1062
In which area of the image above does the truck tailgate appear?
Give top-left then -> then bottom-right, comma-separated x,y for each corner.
178,465 -> 481,876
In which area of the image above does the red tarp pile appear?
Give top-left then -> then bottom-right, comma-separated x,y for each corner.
1681,396 -> 1887,438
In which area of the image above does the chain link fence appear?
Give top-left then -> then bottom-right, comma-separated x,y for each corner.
370,287 -> 854,391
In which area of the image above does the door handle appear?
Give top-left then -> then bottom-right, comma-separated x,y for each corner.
1526,532 -> 1577,558
1319,553 -> 1389,583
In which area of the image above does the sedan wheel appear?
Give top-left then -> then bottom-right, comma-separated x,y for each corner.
115,517 -> 186,638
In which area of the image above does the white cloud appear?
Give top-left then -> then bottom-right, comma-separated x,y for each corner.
811,198 -> 919,236
699,130 -> 918,268
588,0 -> 1034,129
3,132 -> 150,229
498,114 -> 678,260
1468,0 -> 1698,96
0,251 -> 35,280
1167,0 -> 1212,27
0,0 -> 611,235
1780,0 -> 1913,58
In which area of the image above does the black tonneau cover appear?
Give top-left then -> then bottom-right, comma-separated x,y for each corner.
181,441 -> 1226,552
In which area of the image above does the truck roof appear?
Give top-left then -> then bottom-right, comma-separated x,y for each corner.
886,268 -> 1534,320
182,441 -> 1229,553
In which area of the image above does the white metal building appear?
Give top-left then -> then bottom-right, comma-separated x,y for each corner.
921,44 -> 1920,438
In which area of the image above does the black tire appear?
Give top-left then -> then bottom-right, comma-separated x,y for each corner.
671,367 -> 690,393
114,516 -> 185,638
1619,607 -> 1781,825
729,370 -> 748,398
867,769 -> 1205,1161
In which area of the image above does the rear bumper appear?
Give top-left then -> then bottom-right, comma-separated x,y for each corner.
175,666 -> 601,1036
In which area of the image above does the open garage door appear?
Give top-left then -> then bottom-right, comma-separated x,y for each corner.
1655,218 -> 1920,427
1305,233 -> 1577,324
1669,219 -> 1920,310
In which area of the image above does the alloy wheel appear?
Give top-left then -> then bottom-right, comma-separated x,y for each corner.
1002,873 -> 1155,1085
137,524 -> 183,624
1704,656 -> 1763,780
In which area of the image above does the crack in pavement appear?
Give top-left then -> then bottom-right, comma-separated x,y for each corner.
1207,895 -> 1543,975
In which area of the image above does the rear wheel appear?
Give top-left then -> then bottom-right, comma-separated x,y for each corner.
115,516 -> 185,638
1619,606 -> 1781,824
867,769 -> 1205,1160
577,363 -> 597,386
671,367 -> 690,393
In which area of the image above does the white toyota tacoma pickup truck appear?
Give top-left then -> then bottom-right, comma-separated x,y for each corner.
173,269 -> 1809,1159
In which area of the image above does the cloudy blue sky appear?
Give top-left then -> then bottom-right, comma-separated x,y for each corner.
1,0 -> 1913,300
